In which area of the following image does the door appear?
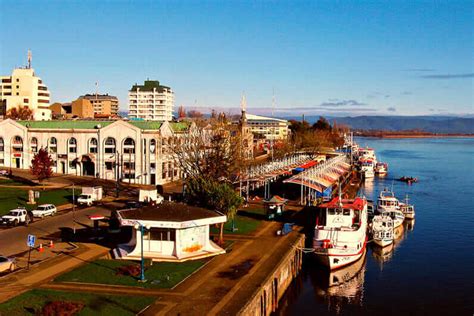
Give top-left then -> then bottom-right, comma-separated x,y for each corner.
150,174 -> 156,185
15,158 -> 20,169
61,162 -> 65,174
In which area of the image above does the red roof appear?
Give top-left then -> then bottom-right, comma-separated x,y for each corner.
319,197 -> 366,211
299,160 -> 318,169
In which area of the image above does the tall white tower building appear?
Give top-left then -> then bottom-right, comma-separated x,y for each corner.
128,80 -> 174,121
0,50 -> 52,120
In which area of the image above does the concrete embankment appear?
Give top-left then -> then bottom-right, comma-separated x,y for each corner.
233,232 -> 305,316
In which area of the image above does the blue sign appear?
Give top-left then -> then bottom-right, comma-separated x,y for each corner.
27,234 -> 36,248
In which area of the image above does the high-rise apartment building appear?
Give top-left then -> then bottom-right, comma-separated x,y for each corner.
128,80 -> 174,121
0,52 -> 51,120
79,94 -> 119,116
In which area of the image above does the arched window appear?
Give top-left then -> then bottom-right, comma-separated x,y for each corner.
68,138 -> 77,153
0,138 -> 4,152
123,138 -> 135,154
12,136 -> 23,153
31,137 -> 38,153
104,137 -> 116,154
88,138 -> 98,154
150,139 -> 156,154
49,137 -> 57,153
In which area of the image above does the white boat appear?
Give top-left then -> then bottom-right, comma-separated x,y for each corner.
399,196 -> 415,219
358,147 -> 376,161
371,215 -> 394,247
360,159 -> 375,179
376,189 -> 405,227
313,197 -> 368,270
375,162 -> 388,176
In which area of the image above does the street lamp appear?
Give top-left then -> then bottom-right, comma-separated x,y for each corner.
134,222 -> 150,282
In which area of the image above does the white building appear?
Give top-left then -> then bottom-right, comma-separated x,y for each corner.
128,80 -> 174,121
245,114 -> 289,141
0,119 -> 193,185
113,202 -> 227,262
1,65 -> 51,120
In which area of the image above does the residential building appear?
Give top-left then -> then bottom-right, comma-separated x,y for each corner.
128,80 -> 174,121
50,98 -> 94,119
0,59 -> 51,120
79,94 -> 119,116
245,113 -> 289,141
0,118 -> 193,185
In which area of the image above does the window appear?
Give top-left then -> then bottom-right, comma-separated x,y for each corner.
23,98 -> 29,103
0,138 -> 4,152
69,161 -> 76,169
88,138 -> 98,153
49,137 -> 57,153
68,138 -> 77,153
123,138 -> 135,154
12,136 -> 23,152
105,162 -> 113,170
148,228 -> 175,241
150,139 -> 156,154
162,162 -> 167,179
30,137 -> 38,153
104,138 -> 116,154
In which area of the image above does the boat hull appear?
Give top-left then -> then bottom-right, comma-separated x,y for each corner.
373,238 -> 393,248
314,241 -> 367,270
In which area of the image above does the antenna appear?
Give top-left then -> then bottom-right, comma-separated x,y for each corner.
27,49 -> 32,69
272,88 -> 275,117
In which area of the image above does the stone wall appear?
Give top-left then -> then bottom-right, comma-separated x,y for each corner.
238,233 -> 305,316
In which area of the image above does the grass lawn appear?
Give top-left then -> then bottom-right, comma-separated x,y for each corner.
211,214 -> 262,235
0,187 -> 73,216
0,289 -> 154,316
0,178 -> 26,186
54,258 -> 209,289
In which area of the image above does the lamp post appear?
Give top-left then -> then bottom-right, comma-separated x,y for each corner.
134,222 -> 150,282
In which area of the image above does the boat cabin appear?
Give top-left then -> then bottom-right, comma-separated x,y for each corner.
318,197 -> 366,230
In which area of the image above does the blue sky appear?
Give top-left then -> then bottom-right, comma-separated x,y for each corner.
1,0 -> 472,116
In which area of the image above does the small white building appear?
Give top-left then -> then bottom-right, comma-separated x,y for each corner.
113,202 -> 227,262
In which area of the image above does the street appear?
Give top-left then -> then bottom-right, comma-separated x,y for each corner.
0,206 -> 110,257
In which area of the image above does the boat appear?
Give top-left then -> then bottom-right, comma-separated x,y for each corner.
359,159 -> 375,179
371,215 -> 394,247
399,176 -> 418,184
399,195 -> 415,219
313,196 -> 368,270
375,162 -> 388,176
376,189 -> 405,227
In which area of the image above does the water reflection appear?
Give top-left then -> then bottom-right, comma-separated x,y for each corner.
309,251 -> 367,314
371,243 -> 394,270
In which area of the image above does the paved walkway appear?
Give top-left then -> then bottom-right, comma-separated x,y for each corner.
0,243 -> 109,303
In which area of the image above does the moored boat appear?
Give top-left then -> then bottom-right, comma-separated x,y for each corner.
399,195 -> 415,219
313,197 -> 368,270
376,189 -> 405,227
375,162 -> 388,176
372,214 -> 394,247
360,159 -> 375,179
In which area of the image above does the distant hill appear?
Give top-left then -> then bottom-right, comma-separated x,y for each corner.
283,115 -> 474,134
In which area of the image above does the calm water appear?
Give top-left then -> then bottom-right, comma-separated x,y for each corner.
277,137 -> 474,315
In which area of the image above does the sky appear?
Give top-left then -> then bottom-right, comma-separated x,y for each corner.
0,0 -> 472,117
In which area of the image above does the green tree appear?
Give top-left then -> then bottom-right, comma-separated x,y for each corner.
30,148 -> 53,182
185,178 -> 243,245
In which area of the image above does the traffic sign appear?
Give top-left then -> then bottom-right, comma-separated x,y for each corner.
27,234 -> 36,248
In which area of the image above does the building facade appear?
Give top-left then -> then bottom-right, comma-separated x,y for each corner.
128,80 -> 174,121
0,119 -> 192,185
79,94 -> 119,116
50,98 -> 94,119
245,114 -> 289,141
0,68 -> 51,120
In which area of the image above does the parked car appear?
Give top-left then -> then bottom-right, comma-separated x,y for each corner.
0,256 -> 15,273
32,204 -> 57,218
0,170 -> 9,176
1,207 -> 31,226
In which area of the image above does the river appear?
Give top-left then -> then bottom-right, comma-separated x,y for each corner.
276,137 -> 474,315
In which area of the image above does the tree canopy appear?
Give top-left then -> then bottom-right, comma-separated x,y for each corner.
30,148 -> 53,182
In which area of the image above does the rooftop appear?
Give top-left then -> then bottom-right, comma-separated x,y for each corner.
245,113 -> 288,123
130,80 -> 171,92
79,94 -> 118,100
319,197 -> 367,211
15,120 -> 189,131
118,202 -> 222,223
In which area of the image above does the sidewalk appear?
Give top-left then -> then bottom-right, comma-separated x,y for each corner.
0,243 -> 109,303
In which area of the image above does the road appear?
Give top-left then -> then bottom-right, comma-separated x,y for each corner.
0,206 -> 110,257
